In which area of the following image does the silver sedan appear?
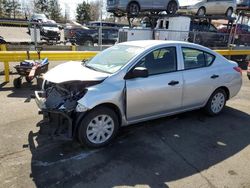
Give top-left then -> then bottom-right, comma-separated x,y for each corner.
36,40 -> 242,148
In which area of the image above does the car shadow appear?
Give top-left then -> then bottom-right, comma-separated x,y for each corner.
0,81 -> 39,100
28,106 -> 250,188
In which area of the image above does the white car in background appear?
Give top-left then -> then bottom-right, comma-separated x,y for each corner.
178,0 -> 236,17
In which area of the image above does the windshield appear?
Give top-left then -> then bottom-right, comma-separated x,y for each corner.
84,45 -> 144,74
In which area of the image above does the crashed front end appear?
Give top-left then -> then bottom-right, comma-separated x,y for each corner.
35,80 -> 102,140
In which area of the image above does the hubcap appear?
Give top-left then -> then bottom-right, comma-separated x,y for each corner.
211,93 -> 225,113
86,115 -> 114,144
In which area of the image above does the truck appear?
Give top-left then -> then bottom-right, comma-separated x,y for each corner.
119,15 -> 231,47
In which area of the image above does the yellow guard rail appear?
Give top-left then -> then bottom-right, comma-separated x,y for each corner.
1,48 -> 250,83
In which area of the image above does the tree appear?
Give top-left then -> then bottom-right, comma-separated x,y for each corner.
76,1 -> 91,24
48,0 -> 62,22
35,0 -> 49,14
1,0 -> 20,18
89,1 -> 101,21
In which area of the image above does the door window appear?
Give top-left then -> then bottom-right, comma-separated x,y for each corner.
135,47 -> 177,75
182,47 -> 215,70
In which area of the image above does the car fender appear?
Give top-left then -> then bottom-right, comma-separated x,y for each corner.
77,79 -> 127,125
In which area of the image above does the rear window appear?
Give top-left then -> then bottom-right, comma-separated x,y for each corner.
182,47 -> 215,70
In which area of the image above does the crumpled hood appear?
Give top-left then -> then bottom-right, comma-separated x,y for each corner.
43,61 -> 109,83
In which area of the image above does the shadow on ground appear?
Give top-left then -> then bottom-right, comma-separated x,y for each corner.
0,81 -> 38,100
28,107 -> 250,188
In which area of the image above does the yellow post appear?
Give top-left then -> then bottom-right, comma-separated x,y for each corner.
4,61 -> 9,82
0,44 -> 7,51
71,45 -> 76,51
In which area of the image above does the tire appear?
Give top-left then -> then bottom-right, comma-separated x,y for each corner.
127,2 -> 140,16
247,75 -> 250,80
83,40 -> 94,46
204,89 -> 227,116
166,1 -> 178,15
197,7 -> 206,16
226,7 -> 233,17
13,77 -> 22,88
78,107 -> 119,148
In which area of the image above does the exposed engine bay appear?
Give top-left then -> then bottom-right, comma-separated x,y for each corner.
43,80 -> 102,111
36,80 -> 103,139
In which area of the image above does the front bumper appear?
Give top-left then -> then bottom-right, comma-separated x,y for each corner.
35,91 -> 74,140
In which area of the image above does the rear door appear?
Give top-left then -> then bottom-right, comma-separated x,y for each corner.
125,46 -> 183,122
181,46 -> 220,108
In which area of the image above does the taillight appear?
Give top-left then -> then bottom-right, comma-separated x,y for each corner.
233,66 -> 242,76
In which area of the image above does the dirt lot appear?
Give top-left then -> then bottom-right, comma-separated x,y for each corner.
0,65 -> 250,188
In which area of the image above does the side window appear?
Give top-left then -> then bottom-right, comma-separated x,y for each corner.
182,47 -> 215,70
136,47 -> 177,75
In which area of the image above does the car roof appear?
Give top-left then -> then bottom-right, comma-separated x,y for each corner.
119,40 -> 197,48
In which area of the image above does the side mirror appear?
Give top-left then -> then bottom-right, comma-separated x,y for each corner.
125,67 -> 148,79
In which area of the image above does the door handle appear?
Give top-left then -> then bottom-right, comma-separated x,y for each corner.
210,74 -> 219,79
168,80 -> 179,86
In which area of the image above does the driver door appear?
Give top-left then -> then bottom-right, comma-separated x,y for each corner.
125,47 -> 183,122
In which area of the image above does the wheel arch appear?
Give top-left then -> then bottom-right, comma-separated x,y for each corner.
74,102 -> 122,137
214,86 -> 230,100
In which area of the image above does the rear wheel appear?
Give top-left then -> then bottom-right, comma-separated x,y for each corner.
78,107 -> 119,148
197,7 -> 206,16
166,1 -> 178,15
204,89 -> 227,116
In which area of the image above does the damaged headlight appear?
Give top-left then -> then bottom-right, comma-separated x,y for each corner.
75,103 -> 88,112
43,80 -> 102,112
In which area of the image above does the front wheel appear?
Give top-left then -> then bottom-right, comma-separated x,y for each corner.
166,1 -> 178,15
204,89 -> 227,116
197,7 -> 206,16
127,2 -> 140,16
78,107 -> 119,148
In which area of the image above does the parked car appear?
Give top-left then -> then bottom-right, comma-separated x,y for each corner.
30,13 -> 48,23
35,40 -> 242,148
247,61 -> 250,79
189,21 -> 228,47
64,23 -> 90,43
39,22 -> 61,42
75,27 -> 119,45
237,0 -> 250,7
106,0 -> 179,16
178,0 -> 236,17
218,24 -> 250,45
